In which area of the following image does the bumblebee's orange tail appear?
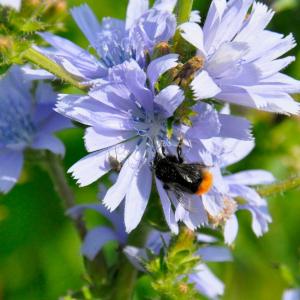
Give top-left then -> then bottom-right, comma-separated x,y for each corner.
196,170 -> 213,196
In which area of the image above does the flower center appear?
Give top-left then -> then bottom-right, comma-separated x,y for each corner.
97,32 -> 135,68
0,101 -> 35,148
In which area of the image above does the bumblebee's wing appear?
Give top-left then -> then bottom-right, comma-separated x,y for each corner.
173,163 -> 205,183
166,187 -> 196,213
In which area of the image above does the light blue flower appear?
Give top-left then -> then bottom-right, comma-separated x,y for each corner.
201,126 -> 275,244
35,0 -> 177,83
0,0 -> 21,10
179,0 -> 300,114
124,232 -> 232,299
223,168 -> 274,244
158,104 -> 275,240
67,202 -> 127,261
56,56 -> 252,233
283,289 -> 300,300
0,66 -> 72,193
155,114 -> 252,233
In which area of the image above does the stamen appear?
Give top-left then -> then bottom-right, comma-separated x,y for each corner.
208,197 -> 237,227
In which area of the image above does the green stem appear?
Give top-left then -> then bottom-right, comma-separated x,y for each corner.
175,0 -> 194,25
45,151 -> 86,239
173,0 -> 194,58
111,255 -> 138,300
257,175 -> 300,197
22,47 -> 88,91
111,225 -> 149,300
44,152 -> 110,295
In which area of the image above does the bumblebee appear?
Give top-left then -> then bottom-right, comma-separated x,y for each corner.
154,141 -> 213,196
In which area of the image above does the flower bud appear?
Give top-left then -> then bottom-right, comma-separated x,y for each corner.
172,55 -> 205,88
40,0 -> 67,21
152,42 -> 171,59
24,0 -> 41,8
0,36 -> 13,52
179,283 -> 189,294
48,0 -> 67,14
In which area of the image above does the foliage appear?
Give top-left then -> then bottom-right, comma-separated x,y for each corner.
0,0 -> 67,71
146,229 -> 203,300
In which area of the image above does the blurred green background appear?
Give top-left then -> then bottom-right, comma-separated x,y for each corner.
1,0 -> 300,299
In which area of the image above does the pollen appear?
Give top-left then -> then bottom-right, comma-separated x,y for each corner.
196,170 -> 213,196
208,197 -> 238,227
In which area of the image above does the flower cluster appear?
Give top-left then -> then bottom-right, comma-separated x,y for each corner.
52,0 -> 299,240
0,0 -> 21,11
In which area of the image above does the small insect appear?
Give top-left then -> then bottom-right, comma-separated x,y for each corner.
153,141 -> 213,196
109,155 -> 122,172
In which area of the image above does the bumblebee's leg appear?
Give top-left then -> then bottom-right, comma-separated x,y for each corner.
163,184 -> 170,190
150,159 -> 155,170
161,143 -> 167,157
177,138 -> 184,163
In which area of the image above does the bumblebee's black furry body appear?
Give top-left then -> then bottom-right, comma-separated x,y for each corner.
153,144 -> 206,195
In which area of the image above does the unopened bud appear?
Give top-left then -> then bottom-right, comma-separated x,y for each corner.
183,227 -> 194,239
174,227 -> 196,250
43,0 -> 67,17
24,0 -> 41,7
179,283 -> 189,294
52,0 -> 67,14
0,36 -> 13,52
173,55 -> 205,87
152,42 -> 171,59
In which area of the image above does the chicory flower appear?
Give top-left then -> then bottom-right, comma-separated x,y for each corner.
68,202 -> 127,260
0,0 -> 21,10
179,0 -> 300,114
36,0 -> 177,83
56,56 -> 251,233
0,66 -> 71,193
201,132 -> 275,244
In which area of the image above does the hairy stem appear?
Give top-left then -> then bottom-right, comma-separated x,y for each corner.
111,225 -> 149,300
175,0 -> 194,25
44,152 -> 110,293
111,255 -> 138,300
45,151 -> 86,239
173,0 -> 194,58
257,175 -> 300,197
23,47 -> 87,91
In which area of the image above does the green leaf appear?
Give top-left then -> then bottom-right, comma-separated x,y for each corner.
20,19 -> 46,32
167,118 -> 174,139
134,276 -> 159,300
